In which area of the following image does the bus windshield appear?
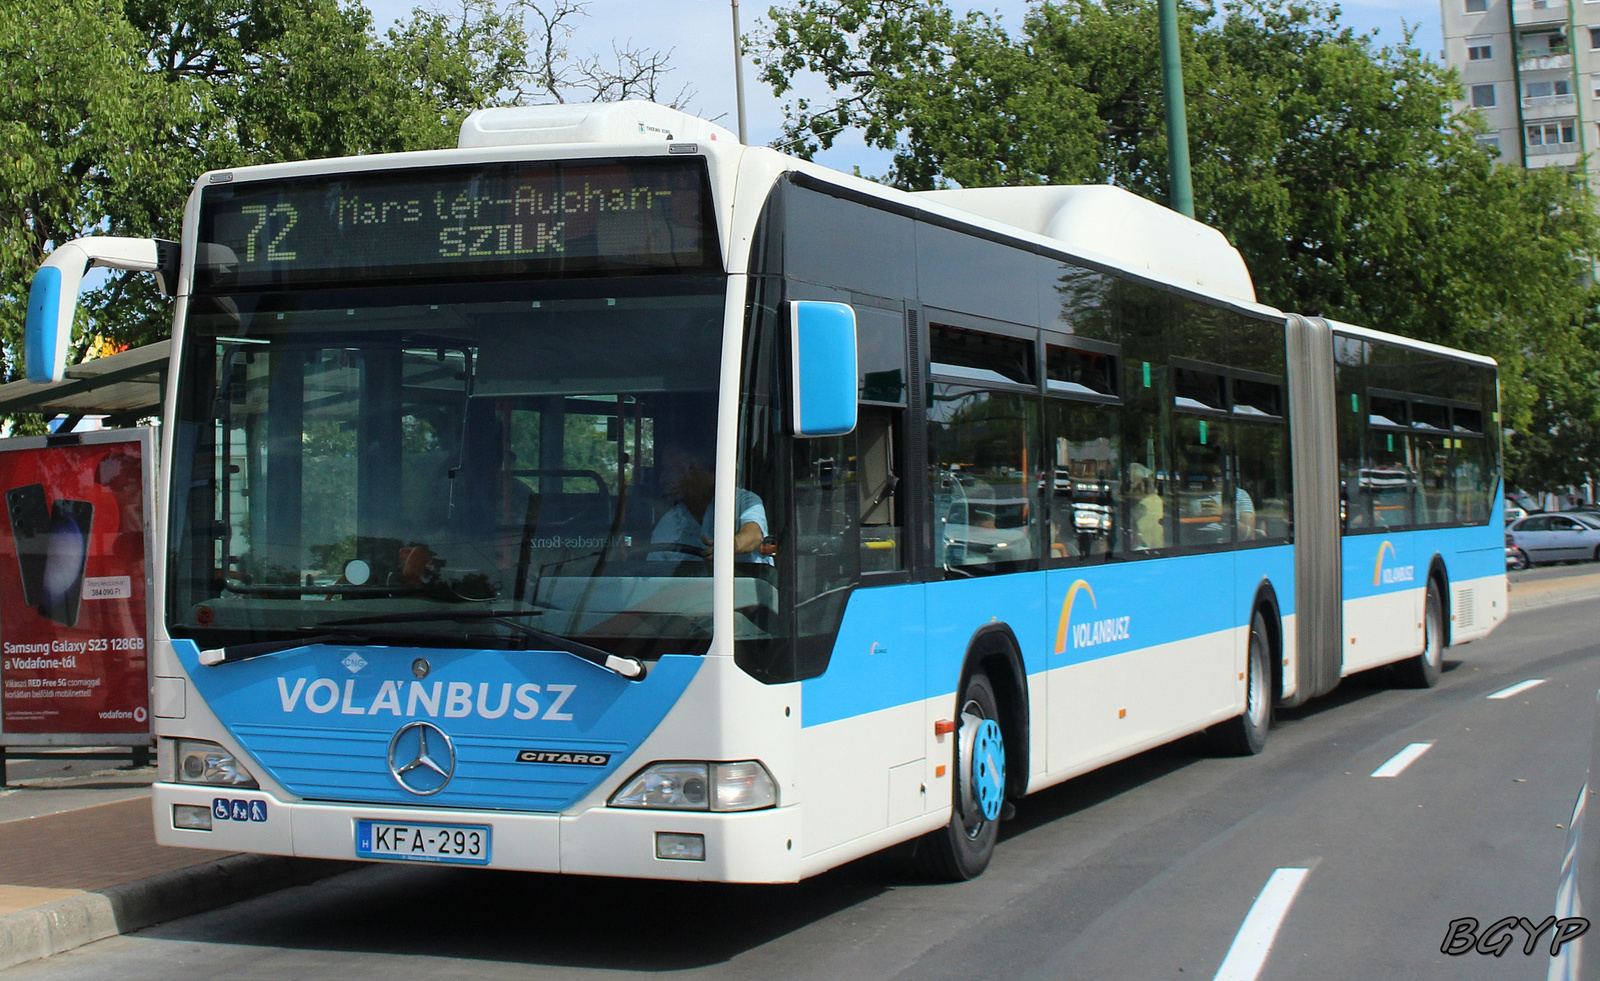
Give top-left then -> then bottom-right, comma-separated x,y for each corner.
166,276 -> 748,658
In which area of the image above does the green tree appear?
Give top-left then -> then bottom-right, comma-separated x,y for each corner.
757,0 -> 1600,490
0,0 -> 191,379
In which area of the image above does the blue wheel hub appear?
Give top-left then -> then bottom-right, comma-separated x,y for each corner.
971,718 -> 1006,822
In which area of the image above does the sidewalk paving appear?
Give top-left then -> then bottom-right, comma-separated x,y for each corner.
1506,569 -> 1600,612
0,565 -> 1591,973
0,764 -> 348,972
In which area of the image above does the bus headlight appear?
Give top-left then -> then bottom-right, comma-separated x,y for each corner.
610,761 -> 777,811
174,739 -> 258,788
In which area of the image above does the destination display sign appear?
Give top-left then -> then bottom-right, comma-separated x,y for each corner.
195,158 -> 718,290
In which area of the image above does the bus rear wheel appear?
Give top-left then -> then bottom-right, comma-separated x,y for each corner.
913,670 -> 1006,881
1397,580 -> 1444,688
1208,611 -> 1272,756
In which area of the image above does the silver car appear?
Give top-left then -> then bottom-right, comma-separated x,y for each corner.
1508,513 -> 1600,565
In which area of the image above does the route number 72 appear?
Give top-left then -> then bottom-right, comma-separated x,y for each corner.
240,203 -> 299,262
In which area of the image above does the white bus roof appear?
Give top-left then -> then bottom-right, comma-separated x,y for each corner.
915,185 -> 1257,304
459,101 -> 738,149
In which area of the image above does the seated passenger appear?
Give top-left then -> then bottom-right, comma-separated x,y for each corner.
648,446 -> 773,565
1129,463 -> 1165,549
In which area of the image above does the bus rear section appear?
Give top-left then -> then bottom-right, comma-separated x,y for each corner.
1330,325 -> 1506,686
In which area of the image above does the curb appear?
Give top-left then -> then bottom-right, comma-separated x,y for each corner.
0,853 -> 352,972
1509,576 -> 1600,614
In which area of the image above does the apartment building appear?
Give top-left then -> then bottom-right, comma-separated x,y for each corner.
1442,0 -> 1597,171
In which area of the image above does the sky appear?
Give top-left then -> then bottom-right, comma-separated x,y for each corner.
367,0 -> 1448,175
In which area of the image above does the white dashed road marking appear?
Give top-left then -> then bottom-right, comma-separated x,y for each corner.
1213,867 -> 1311,981
1371,742 -> 1434,778
1487,679 -> 1547,700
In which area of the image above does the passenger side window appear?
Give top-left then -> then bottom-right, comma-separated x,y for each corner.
1172,414 -> 1233,547
1043,400 -> 1120,562
1233,376 -> 1290,542
1043,342 -> 1122,562
929,384 -> 1041,573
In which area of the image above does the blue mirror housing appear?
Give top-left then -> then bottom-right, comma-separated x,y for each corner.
25,265 -> 66,384
25,237 -> 166,384
790,301 -> 857,437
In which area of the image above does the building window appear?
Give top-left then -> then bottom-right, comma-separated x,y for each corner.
1466,0 -> 1487,10
1526,120 -> 1578,146
1467,36 -> 1494,59
1476,134 -> 1501,153
1591,26 -> 1600,48
1592,74 -> 1600,97
1471,83 -> 1497,107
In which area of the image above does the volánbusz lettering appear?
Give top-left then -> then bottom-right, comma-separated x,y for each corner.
277,678 -> 577,722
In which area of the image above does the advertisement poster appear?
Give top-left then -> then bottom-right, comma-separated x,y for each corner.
0,433 -> 151,737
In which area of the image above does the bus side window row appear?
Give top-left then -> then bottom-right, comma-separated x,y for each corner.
926,384 -> 1292,573
1342,432 -> 1492,531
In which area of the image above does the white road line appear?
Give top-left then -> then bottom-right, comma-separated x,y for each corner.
1488,679 -> 1547,700
1371,742 -> 1434,778
1213,867 -> 1311,981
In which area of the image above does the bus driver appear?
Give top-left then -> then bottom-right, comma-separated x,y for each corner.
648,446 -> 773,565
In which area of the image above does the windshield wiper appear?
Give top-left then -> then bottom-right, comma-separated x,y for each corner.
320,610 -> 646,680
198,622 -> 508,665
198,611 -> 645,679
198,627 -> 372,666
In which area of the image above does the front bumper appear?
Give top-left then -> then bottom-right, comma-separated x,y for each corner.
152,782 -> 804,883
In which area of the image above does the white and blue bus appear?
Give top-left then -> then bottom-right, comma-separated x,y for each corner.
24,101 -> 1506,882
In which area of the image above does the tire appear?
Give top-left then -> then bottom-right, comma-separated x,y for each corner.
913,671 -> 1007,881
1396,579 -> 1444,689
1508,547 -> 1529,571
1208,610 -> 1272,756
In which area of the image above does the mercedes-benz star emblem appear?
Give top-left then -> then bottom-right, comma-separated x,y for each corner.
387,721 -> 456,796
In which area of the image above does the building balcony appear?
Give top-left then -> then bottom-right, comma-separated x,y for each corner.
1518,51 -> 1573,70
1523,93 -> 1578,117
1512,0 -> 1569,24
1525,145 -> 1581,166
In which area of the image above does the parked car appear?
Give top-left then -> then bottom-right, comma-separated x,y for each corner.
1506,532 -> 1530,571
1506,512 -> 1600,565
1505,505 -> 1528,523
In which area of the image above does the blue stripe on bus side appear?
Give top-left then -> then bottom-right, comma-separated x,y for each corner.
802,545 -> 1296,728
1341,521 -> 1504,602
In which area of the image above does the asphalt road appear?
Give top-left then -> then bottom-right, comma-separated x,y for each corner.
10,589 -> 1600,980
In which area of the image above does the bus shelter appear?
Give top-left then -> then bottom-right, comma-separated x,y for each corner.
0,341 -> 168,784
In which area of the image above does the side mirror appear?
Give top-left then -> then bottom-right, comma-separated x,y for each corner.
25,237 -> 174,383
790,300 -> 857,437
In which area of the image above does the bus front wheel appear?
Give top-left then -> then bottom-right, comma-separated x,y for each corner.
913,670 -> 1006,881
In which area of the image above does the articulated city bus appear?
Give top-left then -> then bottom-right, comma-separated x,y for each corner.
23,101 -> 1505,882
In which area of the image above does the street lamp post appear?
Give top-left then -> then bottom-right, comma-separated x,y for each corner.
1158,0 -> 1194,218
731,0 -> 749,144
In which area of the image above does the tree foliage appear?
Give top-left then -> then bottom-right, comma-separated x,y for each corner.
0,0 -> 684,385
756,0 -> 1600,490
